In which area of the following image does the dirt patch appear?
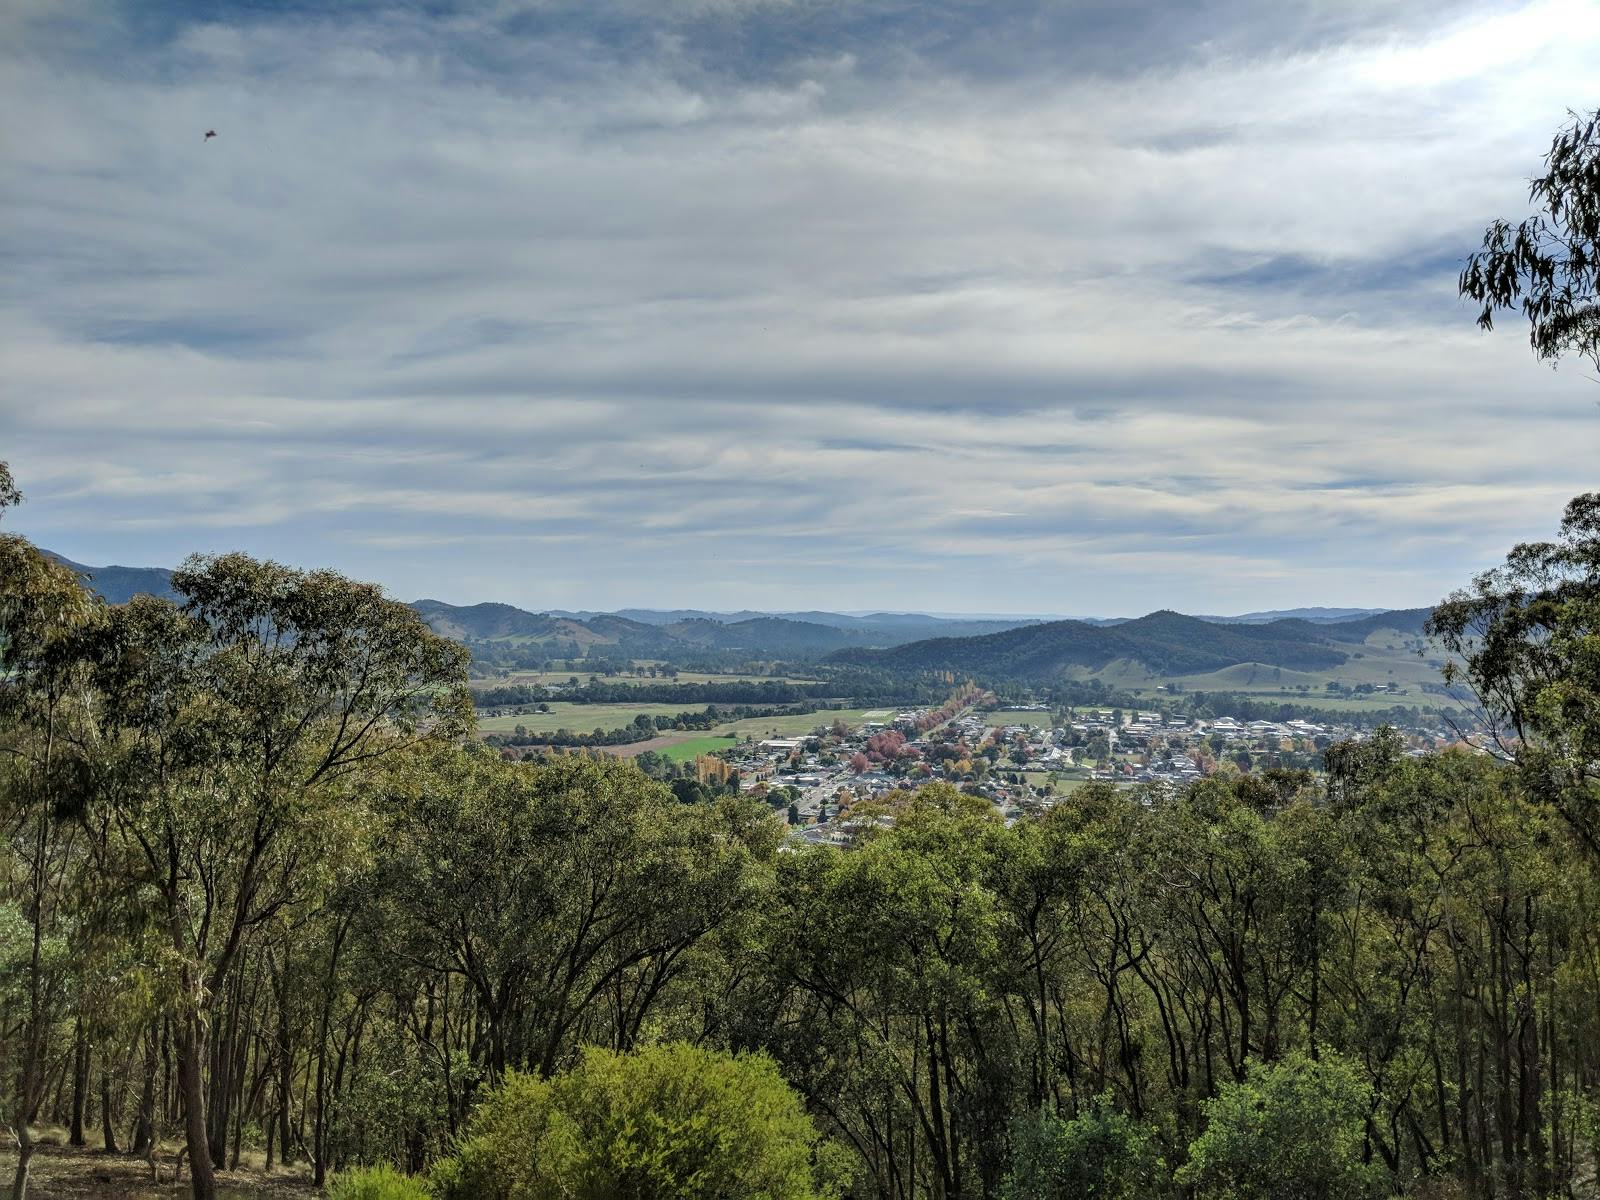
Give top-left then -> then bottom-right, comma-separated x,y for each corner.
0,1142 -> 320,1199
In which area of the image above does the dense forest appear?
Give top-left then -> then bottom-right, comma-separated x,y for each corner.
5,452 -> 1600,1200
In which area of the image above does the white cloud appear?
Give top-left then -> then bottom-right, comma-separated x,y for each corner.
2,0 -> 1597,613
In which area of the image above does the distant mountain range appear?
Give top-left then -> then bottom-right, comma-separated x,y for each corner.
828,608 -> 1433,680
555,606 -> 1386,628
43,552 -> 180,603
406,599 -> 1022,657
565,608 -> 1045,634
1197,606 -> 1388,625
43,550 -> 1428,679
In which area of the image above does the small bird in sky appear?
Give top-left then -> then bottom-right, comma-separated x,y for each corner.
204,130 -> 217,141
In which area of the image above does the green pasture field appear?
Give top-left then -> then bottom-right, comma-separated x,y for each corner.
659,734 -> 742,763
1022,769 -> 1091,796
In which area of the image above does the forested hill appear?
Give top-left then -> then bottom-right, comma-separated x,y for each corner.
406,601 -> 624,649
407,599 -> 916,658
828,608 -> 1432,679
406,598 -> 1039,657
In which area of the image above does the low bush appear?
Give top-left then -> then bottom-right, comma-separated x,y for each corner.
327,1163 -> 432,1200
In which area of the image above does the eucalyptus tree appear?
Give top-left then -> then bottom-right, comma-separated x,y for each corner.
81,553 -> 472,1200
0,471 -> 103,1200
1429,494 -> 1600,856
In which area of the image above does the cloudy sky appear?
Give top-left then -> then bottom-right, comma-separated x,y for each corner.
3,0 -> 1597,616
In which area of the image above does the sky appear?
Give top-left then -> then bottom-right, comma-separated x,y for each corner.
3,0 -> 1598,617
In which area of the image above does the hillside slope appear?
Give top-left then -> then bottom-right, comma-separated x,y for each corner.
827,609 -> 1432,680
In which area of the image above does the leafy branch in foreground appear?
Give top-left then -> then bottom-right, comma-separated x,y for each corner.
1461,108 -> 1600,371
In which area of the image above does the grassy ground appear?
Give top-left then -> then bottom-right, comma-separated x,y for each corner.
0,1136 -> 318,1199
1022,769 -> 1091,796
659,734 -> 743,763
984,710 -> 1053,728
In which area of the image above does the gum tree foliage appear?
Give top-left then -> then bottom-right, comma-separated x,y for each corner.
1428,493 -> 1600,855
360,748 -> 778,1084
1461,108 -> 1600,371
0,464 -> 19,517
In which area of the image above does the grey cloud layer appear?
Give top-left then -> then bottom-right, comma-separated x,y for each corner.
2,0 -> 1597,613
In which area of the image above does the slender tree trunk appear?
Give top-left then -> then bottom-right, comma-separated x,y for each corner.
69,1018 -> 88,1147
276,976 -> 295,1167
9,1122 -> 35,1200
176,1013 -> 218,1200
99,1071 -> 120,1154
131,1027 -> 157,1157
312,919 -> 349,1188
162,1018 -> 175,1126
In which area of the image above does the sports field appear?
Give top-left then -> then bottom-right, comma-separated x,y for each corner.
659,734 -> 742,763
984,710 -> 1053,728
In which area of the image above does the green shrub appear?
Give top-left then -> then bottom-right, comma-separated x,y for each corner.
1177,1051 -> 1385,1200
1002,1094 -> 1169,1199
327,1163 -> 432,1200
432,1043 -> 849,1200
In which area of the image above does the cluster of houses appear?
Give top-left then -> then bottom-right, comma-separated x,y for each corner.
713,701 -> 1455,849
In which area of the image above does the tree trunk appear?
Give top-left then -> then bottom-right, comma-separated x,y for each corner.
69,1019 -> 88,1147
276,985 -> 295,1167
131,1027 -> 157,1157
9,1123 -> 34,1200
175,1015 -> 218,1200
99,1071 -> 120,1154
